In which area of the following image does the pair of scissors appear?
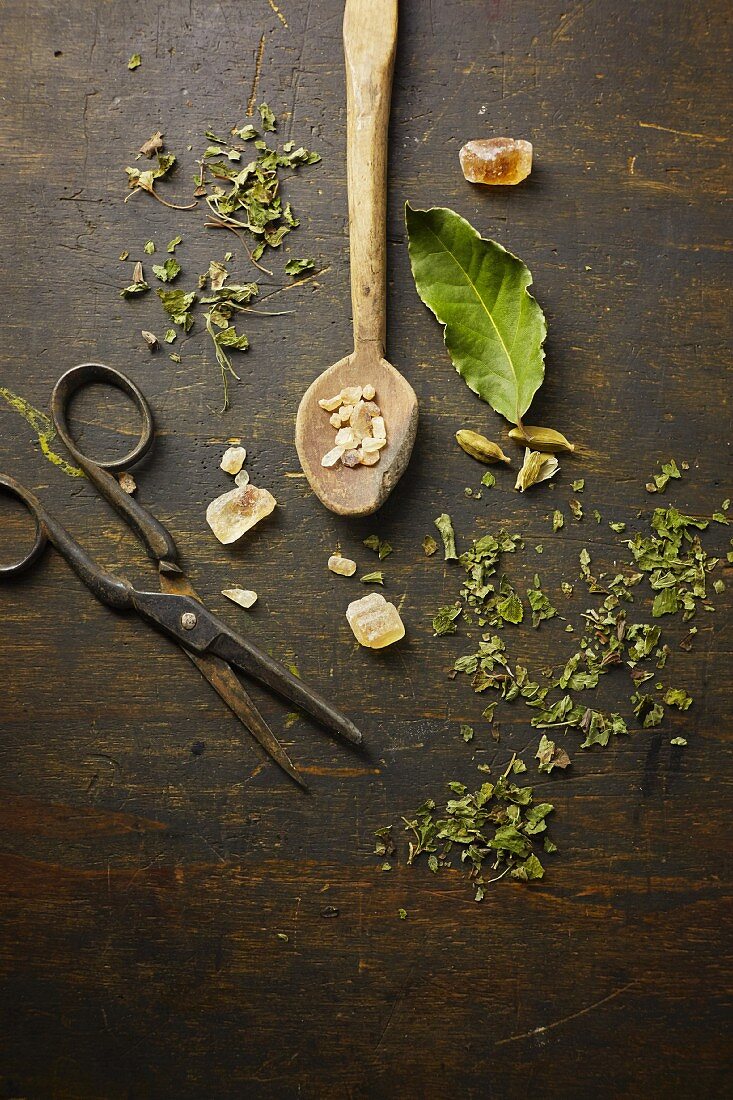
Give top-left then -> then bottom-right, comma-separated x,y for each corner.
0,362 -> 363,789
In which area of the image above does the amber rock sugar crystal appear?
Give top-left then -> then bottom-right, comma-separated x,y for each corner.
459,137 -> 533,186
346,592 -> 405,649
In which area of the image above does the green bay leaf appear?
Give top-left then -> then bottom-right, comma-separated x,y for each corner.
405,203 -> 546,425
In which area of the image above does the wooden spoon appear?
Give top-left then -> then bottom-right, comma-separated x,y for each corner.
295,0 -> 418,517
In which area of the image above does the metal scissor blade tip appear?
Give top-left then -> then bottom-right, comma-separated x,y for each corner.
341,719 -> 363,746
159,559 -> 183,575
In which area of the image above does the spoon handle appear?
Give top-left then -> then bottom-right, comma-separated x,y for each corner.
343,0 -> 398,358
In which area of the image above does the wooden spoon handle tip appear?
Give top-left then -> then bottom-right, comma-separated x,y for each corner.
343,0 -> 398,356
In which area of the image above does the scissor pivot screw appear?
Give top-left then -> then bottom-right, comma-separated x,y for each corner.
181,612 -> 197,630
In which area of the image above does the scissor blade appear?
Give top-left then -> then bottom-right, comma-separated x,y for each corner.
159,573 -> 307,789
209,627 -> 364,747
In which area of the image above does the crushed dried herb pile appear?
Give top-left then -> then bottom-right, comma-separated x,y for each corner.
378,475 -> 729,898
120,106 -> 320,409
378,755 -> 555,901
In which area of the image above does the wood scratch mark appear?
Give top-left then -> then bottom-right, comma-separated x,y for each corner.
247,34 -> 266,117
629,178 -> 685,197
299,765 -> 381,778
495,980 -> 638,1046
638,121 -> 727,143
373,982 -> 410,1055
551,0 -> 593,45
260,266 -> 331,301
267,0 -> 288,28
291,893 -> 301,949
420,63 -> 474,144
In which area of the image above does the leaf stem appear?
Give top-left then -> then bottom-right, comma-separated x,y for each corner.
135,184 -> 198,211
205,213 -> 274,276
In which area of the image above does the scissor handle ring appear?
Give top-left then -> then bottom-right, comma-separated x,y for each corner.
0,474 -> 48,575
50,362 -> 155,474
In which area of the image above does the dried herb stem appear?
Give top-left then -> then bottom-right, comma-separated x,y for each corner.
205,311 -> 241,413
205,212 -> 274,276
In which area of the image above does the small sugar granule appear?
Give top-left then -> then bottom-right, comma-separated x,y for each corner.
220,446 -> 247,474
222,588 -> 258,608
328,554 -> 357,577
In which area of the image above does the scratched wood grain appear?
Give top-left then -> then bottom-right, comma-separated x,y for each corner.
0,0 -> 731,1097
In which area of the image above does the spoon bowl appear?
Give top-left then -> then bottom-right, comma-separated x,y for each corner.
295,0 -> 417,516
296,349 -> 417,517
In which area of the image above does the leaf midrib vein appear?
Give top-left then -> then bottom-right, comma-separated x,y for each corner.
419,223 -> 516,387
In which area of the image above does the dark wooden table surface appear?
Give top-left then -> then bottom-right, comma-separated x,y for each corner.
1,1 -> 731,1096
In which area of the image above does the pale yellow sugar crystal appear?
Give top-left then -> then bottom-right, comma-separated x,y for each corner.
319,381 -> 387,470
234,469 -> 250,487
222,587 -> 258,608
349,400 -> 372,439
361,435 -> 386,454
318,394 -> 343,412
371,416 -> 386,441
220,445 -> 247,474
334,426 -> 357,449
328,554 -> 357,577
206,485 -> 276,544
346,592 -> 405,649
321,445 -> 345,468
340,385 -> 362,405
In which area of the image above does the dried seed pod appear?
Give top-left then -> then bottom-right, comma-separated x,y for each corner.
514,449 -> 559,492
206,485 -> 276,544
141,330 -> 159,351
222,587 -> 258,608
508,424 -> 575,453
328,554 -> 357,577
456,429 -> 511,465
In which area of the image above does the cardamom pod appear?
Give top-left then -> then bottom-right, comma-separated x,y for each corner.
508,424 -> 575,453
456,429 -> 511,465
515,448 -> 560,492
